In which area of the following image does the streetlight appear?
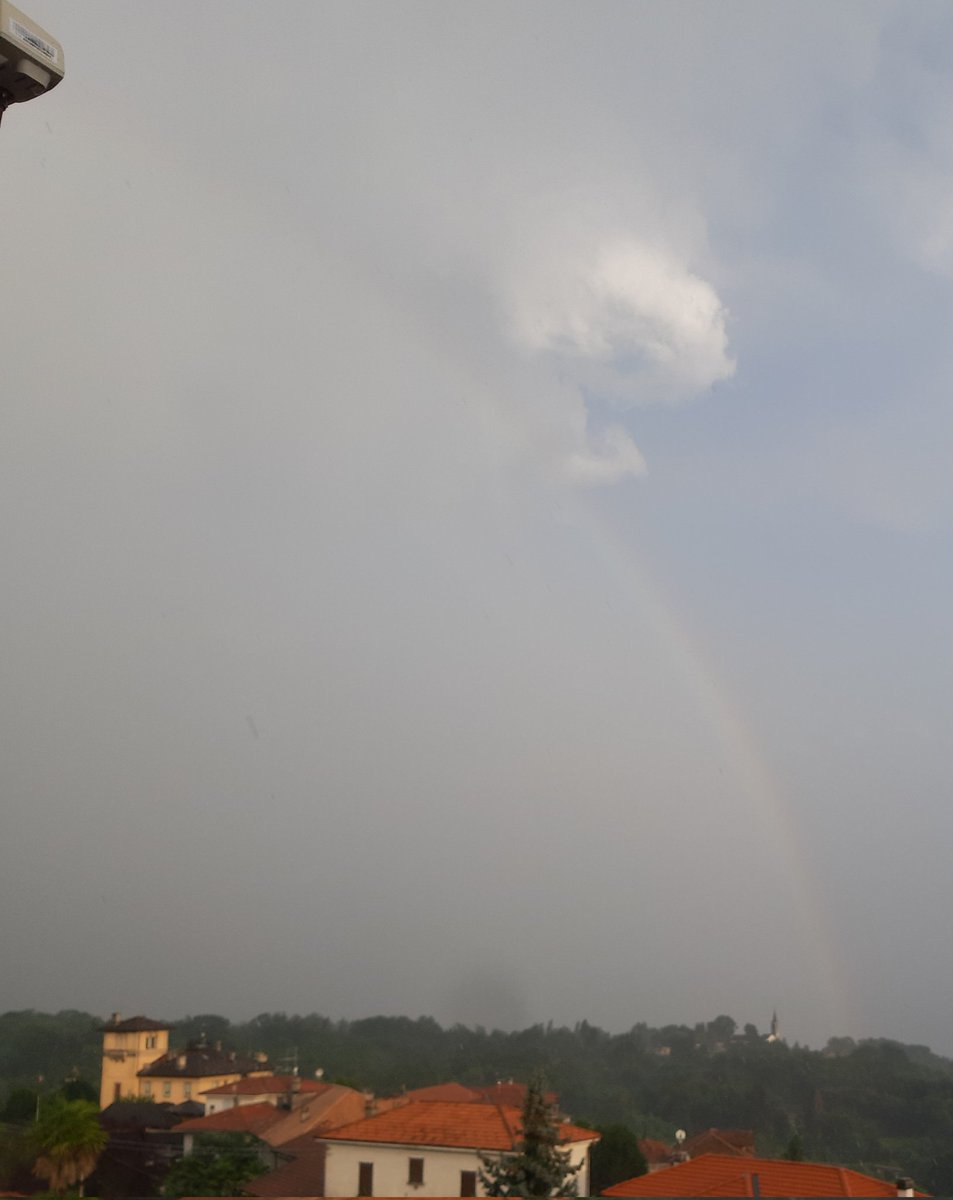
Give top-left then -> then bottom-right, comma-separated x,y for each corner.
0,0 -> 64,127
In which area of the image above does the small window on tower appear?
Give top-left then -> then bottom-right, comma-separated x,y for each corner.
461,1171 -> 477,1197
358,1162 -> 373,1196
408,1158 -> 424,1185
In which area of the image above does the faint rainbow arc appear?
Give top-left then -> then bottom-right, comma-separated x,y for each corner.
573,496 -> 853,1041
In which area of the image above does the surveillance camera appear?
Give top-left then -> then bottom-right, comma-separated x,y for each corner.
0,0 -> 64,111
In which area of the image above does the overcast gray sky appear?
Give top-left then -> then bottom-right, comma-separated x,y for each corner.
5,0 -> 953,1053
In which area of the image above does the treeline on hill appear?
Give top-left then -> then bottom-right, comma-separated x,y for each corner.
5,1010 -> 953,1193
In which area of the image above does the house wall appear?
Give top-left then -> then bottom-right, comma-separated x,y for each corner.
203,1092 -> 279,1115
99,1028 -> 169,1108
323,1139 -> 593,1198
140,1071 -> 244,1106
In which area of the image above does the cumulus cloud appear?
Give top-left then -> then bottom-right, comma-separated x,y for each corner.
509,237 -> 735,398
565,424 -> 647,485
501,234 -> 735,484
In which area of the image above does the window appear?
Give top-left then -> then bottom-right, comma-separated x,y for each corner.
145,1035 -> 157,1049
163,1081 -> 172,1098
142,1082 -> 152,1097
113,1082 -> 121,1103
184,1083 -> 192,1099
460,1171 -> 477,1197
358,1162 -> 373,1196
408,1158 -> 424,1186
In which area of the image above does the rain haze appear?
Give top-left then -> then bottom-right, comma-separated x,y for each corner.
4,1 -> 953,1053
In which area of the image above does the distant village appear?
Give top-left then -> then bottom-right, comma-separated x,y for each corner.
82,1012 -> 923,1200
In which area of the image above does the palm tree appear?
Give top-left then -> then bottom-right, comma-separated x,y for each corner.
32,1097 -> 106,1196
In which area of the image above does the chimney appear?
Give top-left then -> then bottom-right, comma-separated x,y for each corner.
110,1012 -> 121,1025
176,1055 -> 187,1069
895,1179 -> 914,1197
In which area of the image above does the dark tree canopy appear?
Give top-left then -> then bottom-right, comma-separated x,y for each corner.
163,1132 -> 267,1198
588,1124 -> 647,1194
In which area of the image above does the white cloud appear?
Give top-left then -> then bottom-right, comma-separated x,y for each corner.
565,424 -> 647,485
499,233 -> 734,484
509,237 -> 735,401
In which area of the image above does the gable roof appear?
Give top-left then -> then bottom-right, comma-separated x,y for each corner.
201,1076 -> 332,1098
174,1102 -> 283,1139
602,1153 -> 927,1197
174,1085 -> 366,1150
639,1138 -> 676,1166
682,1129 -> 754,1158
321,1100 -> 596,1152
392,1082 -> 560,1108
397,1083 -> 483,1104
472,1082 -> 558,1109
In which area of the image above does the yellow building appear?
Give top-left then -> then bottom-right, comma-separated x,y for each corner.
137,1037 -> 270,1106
99,1014 -> 171,1107
100,1014 -> 271,1109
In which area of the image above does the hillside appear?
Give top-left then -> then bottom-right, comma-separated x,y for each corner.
4,1010 -> 953,1192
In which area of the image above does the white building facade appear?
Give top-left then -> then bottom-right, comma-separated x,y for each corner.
323,1136 -> 594,1198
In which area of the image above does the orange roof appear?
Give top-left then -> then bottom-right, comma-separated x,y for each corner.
639,1138 -> 675,1165
398,1083 -> 483,1103
682,1129 -> 754,1158
603,1154 -> 928,1197
474,1082 -> 558,1109
322,1100 -> 597,1152
202,1076 -> 331,1097
174,1102 -> 283,1138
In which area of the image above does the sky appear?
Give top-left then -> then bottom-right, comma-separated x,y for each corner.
4,0 -> 953,1055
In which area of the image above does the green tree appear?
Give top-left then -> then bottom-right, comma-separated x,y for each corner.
31,1096 -> 106,1196
61,1079 -> 98,1104
783,1133 -> 804,1161
163,1133 -> 268,1198
1,1088 -> 38,1124
588,1124 -> 647,1194
480,1076 -> 581,1197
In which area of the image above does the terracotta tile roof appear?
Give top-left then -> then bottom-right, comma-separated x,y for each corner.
473,1082 -> 559,1109
322,1100 -> 596,1152
682,1129 -> 754,1158
398,1083 -> 483,1103
602,1154 -> 928,1197
387,1081 -> 560,1109
639,1138 -> 675,1165
173,1102 -> 283,1138
202,1077 -> 332,1098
